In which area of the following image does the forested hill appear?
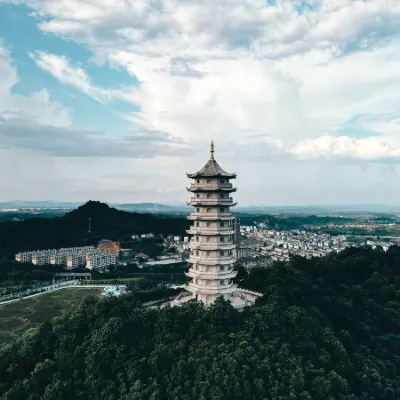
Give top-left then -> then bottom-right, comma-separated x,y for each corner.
0,201 -> 188,259
1,246 -> 400,399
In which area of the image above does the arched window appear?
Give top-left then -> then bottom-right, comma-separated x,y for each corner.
196,222 -> 200,227
207,208 -> 211,213
197,180 -> 200,184
207,193 -> 211,198
196,236 -> 199,242
196,208 -> 200,213
206,266 -> 210,271
206,280 -> 210,285
206,222 -> 210,227
206,237 -> 210,242
196,194 -> 200,198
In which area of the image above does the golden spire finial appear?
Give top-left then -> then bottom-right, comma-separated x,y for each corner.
210,140 -> 215,160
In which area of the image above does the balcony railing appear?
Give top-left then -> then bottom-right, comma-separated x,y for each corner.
188,183 -> 236,191
188,197 -> 234,205
189,242 -> 236,250
186,226 -> 234,234
188,256 -> 236,265
186,283 -> 238,294
185,269 -> 237,280
187,212 -> 235,220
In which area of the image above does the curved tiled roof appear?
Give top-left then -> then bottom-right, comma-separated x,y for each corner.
98,241 -> 121,254
187,159 -> 236,179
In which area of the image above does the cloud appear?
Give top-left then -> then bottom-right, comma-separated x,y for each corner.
28,0 -> 400,58
3,1 -> 400,204
0,119 -> 190,158
0,42 -> 71,127
30,51 -> 136,103
0,41 -> 188,160
17,0 -> 400,156
287,135 -> 400,162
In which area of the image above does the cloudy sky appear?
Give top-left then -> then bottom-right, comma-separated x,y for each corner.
1,0 -> 400,206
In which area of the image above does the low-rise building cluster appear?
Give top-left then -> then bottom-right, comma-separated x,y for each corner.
366,240 -> 396,251
238,225 -> 398,263
15,245 -> 116,270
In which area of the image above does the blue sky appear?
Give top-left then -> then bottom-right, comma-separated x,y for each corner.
1,0 -> 400,205
0,3 -> 137,133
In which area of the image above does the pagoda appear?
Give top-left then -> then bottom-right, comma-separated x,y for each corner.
185,142 -> 239,306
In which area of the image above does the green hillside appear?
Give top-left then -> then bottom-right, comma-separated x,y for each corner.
1,246 -> 399,399
0,201 -> 188,259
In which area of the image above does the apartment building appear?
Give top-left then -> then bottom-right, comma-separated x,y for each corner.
32,250 -> 57,266
86,252 -> 116,270
66,253 -> 87,269
16,246 -> 96,267
50,254 -> 67,265
15,251 -> 35,263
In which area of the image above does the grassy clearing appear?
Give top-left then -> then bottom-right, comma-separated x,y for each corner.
0,288 -> 102,348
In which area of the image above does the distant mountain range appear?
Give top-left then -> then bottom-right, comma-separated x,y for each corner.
0,201 -> 182,212
1,201 -> 400,214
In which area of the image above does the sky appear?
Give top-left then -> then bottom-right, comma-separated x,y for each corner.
1,0 -> 400,206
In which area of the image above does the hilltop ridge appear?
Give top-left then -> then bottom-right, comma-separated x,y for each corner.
0,201 -> 188,259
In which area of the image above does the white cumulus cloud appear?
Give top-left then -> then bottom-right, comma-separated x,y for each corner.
3,1 -> 400,203
30,51 -> 136,104
288,135 -> 400,161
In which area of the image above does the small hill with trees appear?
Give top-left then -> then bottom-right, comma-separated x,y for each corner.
1,245 -> 400,399
0,201 -> 189,259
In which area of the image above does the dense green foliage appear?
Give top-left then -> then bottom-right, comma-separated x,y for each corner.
0,201 -> 188,259
90,262 -> 188,284
0,261 -> 63,284
1,246 -> 400,399
0,261 -> 66,295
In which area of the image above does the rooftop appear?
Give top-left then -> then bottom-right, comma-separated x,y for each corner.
187,142 -> 236,179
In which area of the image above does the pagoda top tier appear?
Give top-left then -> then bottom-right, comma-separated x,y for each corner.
187,141 -> 237,179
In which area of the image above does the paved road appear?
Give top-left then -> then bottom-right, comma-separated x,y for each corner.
0,282 -> 129,305
0,280 -> 80,305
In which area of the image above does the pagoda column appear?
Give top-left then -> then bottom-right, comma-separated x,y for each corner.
185,142 -> 238,307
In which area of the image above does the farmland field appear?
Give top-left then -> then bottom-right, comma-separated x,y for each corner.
0,288 -> 102,347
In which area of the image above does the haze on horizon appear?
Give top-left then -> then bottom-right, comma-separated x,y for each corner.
1,0 -> 400,206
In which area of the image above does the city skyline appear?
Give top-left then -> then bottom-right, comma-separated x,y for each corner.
1,1 -> 400,205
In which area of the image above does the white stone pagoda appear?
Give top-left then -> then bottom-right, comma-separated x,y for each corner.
183,141 -> 241,307
166,142 -> 262,310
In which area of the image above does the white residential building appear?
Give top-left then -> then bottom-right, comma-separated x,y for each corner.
16,246 -> 96,267
32,250 -> 56,265
86,252 -> 116,270
66,253 -> 87,269
15,251 -> 35,263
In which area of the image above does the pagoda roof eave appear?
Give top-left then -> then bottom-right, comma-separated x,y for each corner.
187,172 -> 237,179
186,187 -> 237,192
187,159 -> 236,179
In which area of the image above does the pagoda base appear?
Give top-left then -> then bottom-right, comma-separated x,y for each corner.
164,288 -> 263,310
